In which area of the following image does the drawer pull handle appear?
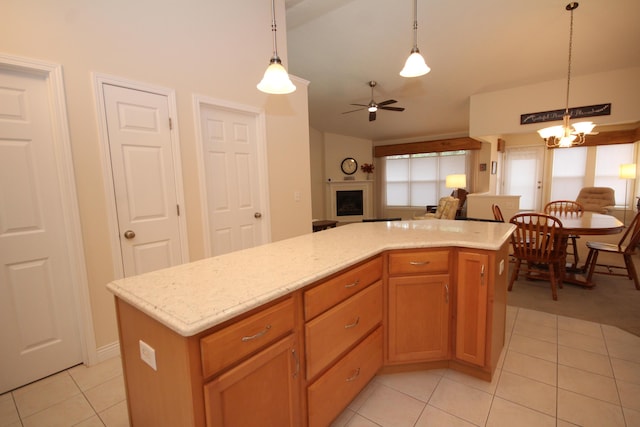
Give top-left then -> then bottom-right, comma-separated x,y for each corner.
241,324 -> 272,342
345,368 -> 361,382
291,348 -> 300,378
409,260 -> 430,266
344,317 -> 360,329
344,279 -> 360,288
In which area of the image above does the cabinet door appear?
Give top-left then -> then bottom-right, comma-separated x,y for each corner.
204,334 -> 301,427
388,274 -> 450,362
455,251 -> 489,367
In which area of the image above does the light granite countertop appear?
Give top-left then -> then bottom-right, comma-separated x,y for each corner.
107,220 -> 515,337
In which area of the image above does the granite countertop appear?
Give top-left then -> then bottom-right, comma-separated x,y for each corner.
107,220 -> 515,337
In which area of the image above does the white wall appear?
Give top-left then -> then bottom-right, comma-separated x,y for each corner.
1,0 -> 311,350
470,67 -> 640,137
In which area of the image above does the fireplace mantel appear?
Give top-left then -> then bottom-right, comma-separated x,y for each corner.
326,180 -> 374,221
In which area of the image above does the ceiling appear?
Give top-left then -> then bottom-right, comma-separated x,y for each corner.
284,0 -> 640,142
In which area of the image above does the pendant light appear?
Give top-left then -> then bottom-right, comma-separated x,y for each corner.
400,0 -> 431,78
538,2 -> 595,148
257,0 -> 296,94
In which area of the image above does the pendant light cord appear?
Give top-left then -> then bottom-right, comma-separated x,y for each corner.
270,0 -> 279,59
564,4 -> 575,115
412,0 -> 418,50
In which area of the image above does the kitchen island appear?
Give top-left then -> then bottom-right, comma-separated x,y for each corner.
108,220 -> 514,427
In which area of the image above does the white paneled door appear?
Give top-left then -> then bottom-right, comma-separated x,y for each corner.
102,84 -> 184,276
0,65 -> 82,393
199,104 -> 268,256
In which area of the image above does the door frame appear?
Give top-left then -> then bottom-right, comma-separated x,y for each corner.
93,74 -> 189,279
0,53 -> 96,364
192,95 -> 271,257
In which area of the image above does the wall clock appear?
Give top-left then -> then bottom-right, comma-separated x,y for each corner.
341,157 -> 358,175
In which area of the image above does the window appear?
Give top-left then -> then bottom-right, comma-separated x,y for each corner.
385,151 -> 467,207
595,144 -> 635,206
550,147 -> 587,201
550,143 -> 635,205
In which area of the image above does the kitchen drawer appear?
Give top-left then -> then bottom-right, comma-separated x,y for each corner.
200,297 -> 295,378
388,250 -> 450,275
304,256 -> 382,320
305,281 -> 382,380
307,327 -> 383,427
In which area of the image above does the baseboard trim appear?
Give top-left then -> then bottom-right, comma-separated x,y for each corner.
95,341 -> 121,364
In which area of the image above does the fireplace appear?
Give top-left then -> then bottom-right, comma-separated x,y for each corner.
336,190 -> 363,216
327,181 -> 373,221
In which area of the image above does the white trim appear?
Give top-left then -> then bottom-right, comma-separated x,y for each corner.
96,341 -> 121,363
192,95 -> 272,257
92,73 -> 190,279
0,53 -> 97,365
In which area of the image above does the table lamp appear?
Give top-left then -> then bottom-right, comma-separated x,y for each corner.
619,163 -> 636,225
446,174 -> 467,198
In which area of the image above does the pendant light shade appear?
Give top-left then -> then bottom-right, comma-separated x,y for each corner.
400,0 -> 431,78
257,0 -> 296,94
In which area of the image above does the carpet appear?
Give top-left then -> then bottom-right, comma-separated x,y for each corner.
505,232 -> 640,337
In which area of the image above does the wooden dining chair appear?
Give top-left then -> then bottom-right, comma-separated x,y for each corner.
491,204 -> 505,222
584,211 -> 640,290
509,213 -> 565,300
544,200 -> 584,268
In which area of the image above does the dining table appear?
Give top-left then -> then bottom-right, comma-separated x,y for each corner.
512,211 -> 624,288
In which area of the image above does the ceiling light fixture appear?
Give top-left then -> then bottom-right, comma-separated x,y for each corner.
257,0 -> 296,94
538,2 -> 595,148
400,0 -> 431,78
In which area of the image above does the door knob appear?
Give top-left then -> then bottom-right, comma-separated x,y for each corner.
124,230 -> 136,239
254,212 -> 262,218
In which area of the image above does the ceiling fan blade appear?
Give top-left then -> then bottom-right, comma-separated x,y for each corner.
379,106 -> 405,112
342,107 -> 365,114
377,99 -> 397,106
350,103 -> 369,107
369,111 -> 376,121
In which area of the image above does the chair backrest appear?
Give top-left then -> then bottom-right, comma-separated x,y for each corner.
491,204 -> 505,222
433,196 -> 459,219
509,213 -> 565,262
575,187 -> 615,213
619,211 -> 640,254
544,200 -> 584,216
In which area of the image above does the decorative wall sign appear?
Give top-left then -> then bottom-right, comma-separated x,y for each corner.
520,103 -> 611,125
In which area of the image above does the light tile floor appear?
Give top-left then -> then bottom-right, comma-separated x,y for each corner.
1,306 -> 639,426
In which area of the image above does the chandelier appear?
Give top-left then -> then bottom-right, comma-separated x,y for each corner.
538,2 -> 595,148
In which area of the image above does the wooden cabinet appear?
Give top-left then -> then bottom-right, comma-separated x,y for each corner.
454,245 -> 509,379
387,250 -> 451,363
455,250 -> 488,367
304,256 -> 384,426
115,242 -> 510,426
203,334 -> 301,427
307,327 -> 383,427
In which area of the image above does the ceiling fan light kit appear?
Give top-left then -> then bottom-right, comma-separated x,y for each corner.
538,2 -> 596,148
343,81 -> 405,122
400,0 -> 431,78
257,0 -> 296,94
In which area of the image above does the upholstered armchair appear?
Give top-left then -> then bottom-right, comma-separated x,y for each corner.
413,196 -> 460,220
575,187 -> 615,214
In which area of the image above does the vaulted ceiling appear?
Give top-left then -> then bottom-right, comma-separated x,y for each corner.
284,0 -> 640,142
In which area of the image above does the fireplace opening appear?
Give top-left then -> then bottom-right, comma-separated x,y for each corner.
336,190 -> 363,216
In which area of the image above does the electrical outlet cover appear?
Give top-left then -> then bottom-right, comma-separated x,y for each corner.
139,340 -> 157,371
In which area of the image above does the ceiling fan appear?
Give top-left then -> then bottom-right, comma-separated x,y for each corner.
342,81 -> 405,122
